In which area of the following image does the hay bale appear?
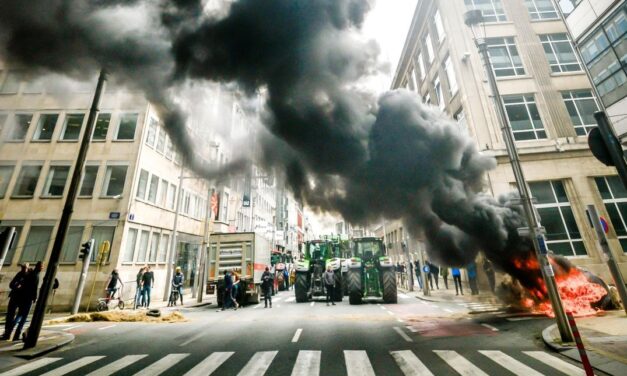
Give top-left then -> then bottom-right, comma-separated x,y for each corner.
44,309 -> 187,325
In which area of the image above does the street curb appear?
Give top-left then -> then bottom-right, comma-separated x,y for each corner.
13,331 -> 75,360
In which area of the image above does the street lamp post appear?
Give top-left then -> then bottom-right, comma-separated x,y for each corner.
464,10 -> 573,342
163,165 -> 185,302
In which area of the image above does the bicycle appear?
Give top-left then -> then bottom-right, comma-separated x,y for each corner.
97,287 -> 125,312
168,284 -> 181,307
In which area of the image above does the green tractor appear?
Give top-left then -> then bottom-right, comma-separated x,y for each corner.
294,240 -> 343,303
346,237 -> 397,304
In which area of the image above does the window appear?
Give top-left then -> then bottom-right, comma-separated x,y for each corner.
0,225 -> 22,265
20,226 -> 53,262
12,164 -> 42,197
61,114 -> 85,140
158,178 -> 168,206
433,75 -> 444,110
60,226 -> 84,263
580,6 -> 627,106
540,34 -> 581,73
158,234 -> 169,262
156,127 -> 166,153
0,71 -> 22,94
102,164 -> 127,197
464,0 -> 507,23
0,113 -> 7,136
454,108 -> 468,132
434,11 -> 445,43
32,114 -> 58,141
444,56 -> 458,96
525,0 -> 558,20
595,176 -> 627,252
167,183 -> 177,210
149,233 -> 160,262
8,114 -> 33,141
79,164 -> 99,197
0,165 -> 15,198
91,226 -> 115,262
424,33 -> 435,64
92,113 -> 111,141
137,230 -> 150,262
147,174 -> 159,203
410,68 -> 419,92
530,181 -> 586,257
146,118 -> 158,147
221,192 -> 229,222
503,95 -> 547,141
486,37 -> 525,77
417,52 -> 426,80
123,228 -> 138,262
42,165 -> 70,197
165,138 -> 174,160
562,90 -> 599,136
116,113 -> 138,140
136,169 -> 149,200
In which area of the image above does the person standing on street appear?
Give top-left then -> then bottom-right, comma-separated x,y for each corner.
221,270 -> 233,311
483,259 -> 496,293
12,262 -> 42,341
323,265 -> 336,306
135,267 -> 145,308
141,266 -> 155,308
467,262 -> 479,295
452,267 -> 463,296
430,263 -> 440,289
2,263 -> 28,340
171,267 -> 185,306
261,267 -> 273,308
414,261 -> 422,290
231,272 -> 240,309
441,267 -> 449,290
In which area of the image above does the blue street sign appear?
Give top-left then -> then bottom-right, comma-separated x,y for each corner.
537,235 -> 547,255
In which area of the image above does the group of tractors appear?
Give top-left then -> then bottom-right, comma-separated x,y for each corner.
294,237 -> 397,304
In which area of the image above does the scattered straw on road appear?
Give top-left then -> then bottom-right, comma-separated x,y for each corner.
45,310 -> 187,324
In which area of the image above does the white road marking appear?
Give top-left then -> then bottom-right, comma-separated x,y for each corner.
434,350 -> 488,376
86,355 -> 147,376
273,298 -> 282,302
237,351 -> 278,376
431,305 -> 440,309
419,301 -> 427,305
310,302 -> 315,307
479,351 -> 543,376
254,304 -> 262,309
387,311 -> 394,316
134,354 -> 189,376
480,323 -> 499,332
0,357 -> 61,376
398,293 -> 409,299
292,328 -> 303,343
443,309 -> 454,313
523,351 -> 586,376
62,324 -> 84,331
506,317 -> 534,322
180,330 -> 207,347
390,350 -> 434,376
40,356 -> 105,376
380,306 -> 387,310
393,327 -> 414,343
291,351 -> 321,376
406,326 -> 418,333
98,324 -> 117,331
285,297 -> 295,302
183,352 -> 234,376
344,350 -> 375,376
397,318 -> 404,323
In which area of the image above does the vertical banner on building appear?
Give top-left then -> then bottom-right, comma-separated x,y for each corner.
243,171 -> 252,207
211,192 -> 220,221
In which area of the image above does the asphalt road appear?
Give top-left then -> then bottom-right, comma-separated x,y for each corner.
0,290 -> 599,376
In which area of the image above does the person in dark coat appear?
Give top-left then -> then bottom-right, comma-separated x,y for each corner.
261,267 -> 273,308
13,262 -> 42,341
221,270 -> 233,311
1,263 -> 28,340
141,266 -> 155,308
467,262 -> 479,295
414,260 -> 422,289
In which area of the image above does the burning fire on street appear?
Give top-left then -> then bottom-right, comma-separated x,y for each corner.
500,254 -> 611,317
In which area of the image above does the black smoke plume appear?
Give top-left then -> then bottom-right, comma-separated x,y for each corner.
0,0 -> 572,297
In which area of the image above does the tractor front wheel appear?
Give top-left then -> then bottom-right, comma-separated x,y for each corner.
295,273 -> 309,303
347,269 -> 362,305
382,268 -> 398,304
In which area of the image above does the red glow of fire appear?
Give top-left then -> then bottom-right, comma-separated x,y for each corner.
513,256 -> 607,317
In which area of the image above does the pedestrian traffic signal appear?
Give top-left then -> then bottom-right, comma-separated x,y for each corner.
79,239 -> 94,261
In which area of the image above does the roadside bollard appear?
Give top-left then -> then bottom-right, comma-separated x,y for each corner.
566,312 -> 594,376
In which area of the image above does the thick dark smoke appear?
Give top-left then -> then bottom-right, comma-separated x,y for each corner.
0,0 -> 559,295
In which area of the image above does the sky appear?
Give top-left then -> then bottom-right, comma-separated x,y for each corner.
306,0 -> 419,236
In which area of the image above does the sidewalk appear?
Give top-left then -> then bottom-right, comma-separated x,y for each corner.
401,282 -> 508,313
543,310 -> 627,376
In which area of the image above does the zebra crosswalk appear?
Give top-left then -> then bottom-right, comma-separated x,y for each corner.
0,349 -> 585,376
458,301 -> 507,313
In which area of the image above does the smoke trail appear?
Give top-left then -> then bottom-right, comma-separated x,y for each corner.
0,0 -> 566,296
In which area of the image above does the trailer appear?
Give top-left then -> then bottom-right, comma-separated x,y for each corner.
206,232 -> 272,306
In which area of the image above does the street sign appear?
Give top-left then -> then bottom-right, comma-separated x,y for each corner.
537,235 -> 547,255
109,212 -> 120,219
599,216 -> 609,234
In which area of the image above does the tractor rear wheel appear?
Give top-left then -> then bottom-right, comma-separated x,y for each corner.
333,273 -> 343,302
382,268 -> 397,304
347,269 -> 362,305
295,273 -> 309,303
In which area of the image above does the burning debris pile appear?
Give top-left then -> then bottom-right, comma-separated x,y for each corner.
0,0 -> 619,315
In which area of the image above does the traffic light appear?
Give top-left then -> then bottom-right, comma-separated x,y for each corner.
79,239 -> 94,261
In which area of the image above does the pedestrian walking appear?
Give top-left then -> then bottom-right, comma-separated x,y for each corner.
141,266 -> 155,308
261,267 -> 273,308
231,272 -> 240,309
221,270 -> 233,310
430,263 -> 440,289
2,263 -> 28,340
452,267 -> 463,295
467,262 -> 479,295
104,269 -> 123,302
283,268 -> 290,290
441,267 -> 449,289
323,265 -> 336,306
483,259 -> 496,293
135,267 -> 145,308
12,261 -> 42,341
414,260 -> 423,289
170,267 -> 184,306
